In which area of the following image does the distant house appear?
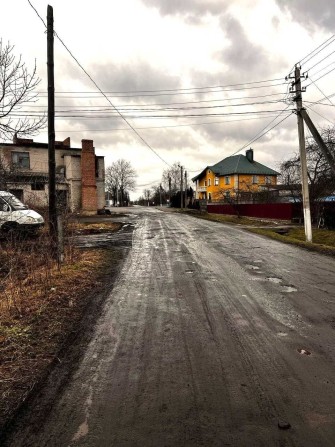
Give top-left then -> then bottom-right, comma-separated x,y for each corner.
0,135 -> 105,213
192,148 -> 279,202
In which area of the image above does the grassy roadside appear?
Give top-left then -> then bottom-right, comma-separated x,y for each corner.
182,210 -> 335,255
0,221 -> 123,431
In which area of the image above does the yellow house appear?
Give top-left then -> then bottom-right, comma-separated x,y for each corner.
192,149 -> 279,202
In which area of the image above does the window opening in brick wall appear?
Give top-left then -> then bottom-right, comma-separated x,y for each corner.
31,182 -> 45,191
11,152 -> 30,169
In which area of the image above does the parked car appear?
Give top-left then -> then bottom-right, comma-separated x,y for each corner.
0,191 -> 44,233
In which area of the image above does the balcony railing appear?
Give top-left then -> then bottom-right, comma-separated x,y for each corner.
198,186 -> 207,192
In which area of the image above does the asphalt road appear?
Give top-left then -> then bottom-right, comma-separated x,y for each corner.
5,207 -> 335,446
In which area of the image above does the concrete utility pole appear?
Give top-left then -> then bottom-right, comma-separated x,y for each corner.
179,165 -> 184,209
293,65 -> 313,242
300,109 -> 335,175
159,184 -> 162,207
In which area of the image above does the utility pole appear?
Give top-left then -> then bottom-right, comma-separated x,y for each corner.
184,170 -> 187,209
168,175 -> 171,207
292,65 -> 313,242
47,5 -> 60,257
159,184 -> 162,207
179,165 -> 184,209
300,109 -> 335,175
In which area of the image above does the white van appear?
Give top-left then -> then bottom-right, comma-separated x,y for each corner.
0,191 -> 44,233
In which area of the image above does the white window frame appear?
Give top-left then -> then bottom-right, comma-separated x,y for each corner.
225,176 -> 230,185
252,175 -> 259,184
214,177 -> 219,186
208,178 -> 211,186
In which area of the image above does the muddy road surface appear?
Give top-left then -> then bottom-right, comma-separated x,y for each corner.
4,207 -> 335,446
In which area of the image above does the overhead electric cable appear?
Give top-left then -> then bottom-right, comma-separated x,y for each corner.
27,0 -> 171,167
229,113 -> 293,157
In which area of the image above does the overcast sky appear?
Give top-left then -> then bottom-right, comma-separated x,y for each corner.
2,0 -> 335,199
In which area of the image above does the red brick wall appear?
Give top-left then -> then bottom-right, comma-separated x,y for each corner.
81,139 -> 97,212
207,203 -> 302,220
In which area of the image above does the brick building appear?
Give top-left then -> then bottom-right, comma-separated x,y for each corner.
0,135 -> 105,213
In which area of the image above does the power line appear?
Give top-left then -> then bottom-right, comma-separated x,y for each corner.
229,104 -> 293,157
299,35 -> 335,67
304,76 -> 335,106
35,78 -> 285,95
9,108 -> 293,120
53,113 -> 290,132
304,48 -> 335,73
34,82 -> 287,98
27,0 -> 172,168
17,98 -> 288,115
305,65 -> 335,87
22,91 -> 288,109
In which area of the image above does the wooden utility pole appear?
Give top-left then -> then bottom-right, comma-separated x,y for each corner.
180,165 -> 184,209
184,170 -> 187,209
47,5 -> 64,263
47,5 -> 58,248
168,175 -> 171,206
294,65 -> 313,242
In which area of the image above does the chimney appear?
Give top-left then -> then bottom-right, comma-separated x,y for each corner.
246,148 -> 254,163
63,137 -> 71,147
81,139 -> 97,213
13,133 -> 33,145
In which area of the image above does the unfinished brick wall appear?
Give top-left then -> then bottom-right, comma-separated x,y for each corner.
81,139 -> 97,212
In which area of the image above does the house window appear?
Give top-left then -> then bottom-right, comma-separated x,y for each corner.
265,176 -> 271,184
225,176 -> 230,185
208,178 -> 211,186
31,182 -> 45,191
11,152 -> 30,169
214,177 -> 219,186
252,175 -> 259,184
204,180 -> 207,186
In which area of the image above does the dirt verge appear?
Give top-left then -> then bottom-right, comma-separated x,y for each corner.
0,222 -> 128,437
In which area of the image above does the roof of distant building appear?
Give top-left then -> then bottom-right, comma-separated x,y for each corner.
192,149 -> 279,182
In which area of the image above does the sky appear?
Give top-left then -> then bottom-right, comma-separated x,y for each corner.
2,0 -> 335,199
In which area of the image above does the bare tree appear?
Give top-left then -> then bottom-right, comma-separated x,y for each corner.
279,125 -> 335,203
161,162 -> 181,194
105,159 -> 137,206
143,188 -> 151,206
0,40 -> 46,141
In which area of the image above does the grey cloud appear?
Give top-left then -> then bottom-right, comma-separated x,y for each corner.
275,0 -> 335,32
217,15 -> 276,82
141,0 -> 229,17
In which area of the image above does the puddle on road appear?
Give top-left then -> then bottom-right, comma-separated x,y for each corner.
267,277 -> 282,284
298,348 -> 311,355
281,285 -> 298,293
277,332 -> 288,337
185,270 -> 194,274
246,264 -> 260,270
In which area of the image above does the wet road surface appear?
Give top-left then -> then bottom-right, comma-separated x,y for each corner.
5,207 -> 335,446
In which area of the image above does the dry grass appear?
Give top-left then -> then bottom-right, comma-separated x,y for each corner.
183,210 -> 285,226
0,220 -> 122,429
248,227 -> 335,255
185,210 -> 335,255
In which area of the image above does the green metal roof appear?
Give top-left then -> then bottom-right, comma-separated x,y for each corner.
192,153 -> 279,181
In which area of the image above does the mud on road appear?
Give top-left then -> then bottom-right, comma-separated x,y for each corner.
2,207 -> 335,446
